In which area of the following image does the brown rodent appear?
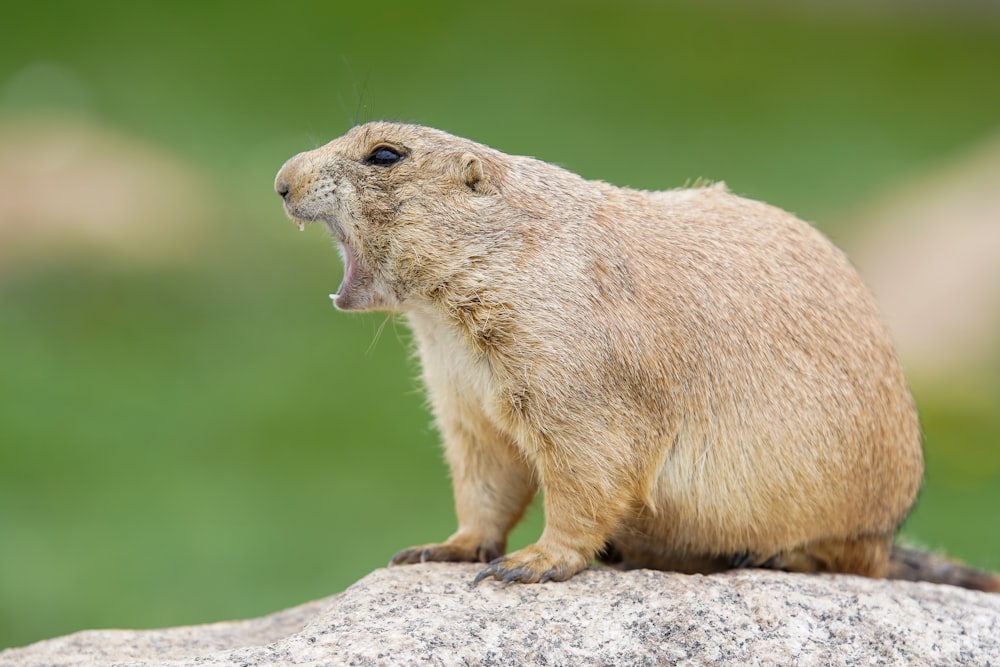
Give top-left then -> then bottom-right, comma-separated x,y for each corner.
274,121 -> 998,591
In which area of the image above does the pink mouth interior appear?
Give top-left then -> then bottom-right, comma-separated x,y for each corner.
335,242 -> 360,302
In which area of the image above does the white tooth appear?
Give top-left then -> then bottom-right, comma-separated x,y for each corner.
297,220 -> 305,232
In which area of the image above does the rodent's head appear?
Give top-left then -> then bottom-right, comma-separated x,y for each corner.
274,121 -> 505,312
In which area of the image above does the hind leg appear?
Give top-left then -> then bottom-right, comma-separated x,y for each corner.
756,533 -> 894,578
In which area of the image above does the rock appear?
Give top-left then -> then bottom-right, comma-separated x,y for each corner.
2,564 -> 998,666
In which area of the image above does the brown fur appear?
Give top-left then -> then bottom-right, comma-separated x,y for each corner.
274,122 -> 997,590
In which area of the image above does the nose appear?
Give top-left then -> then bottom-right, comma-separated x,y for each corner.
274,156 -> 299,201
274,175 -> 290,200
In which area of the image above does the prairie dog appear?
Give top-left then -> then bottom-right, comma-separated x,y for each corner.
275,122 -> 997,590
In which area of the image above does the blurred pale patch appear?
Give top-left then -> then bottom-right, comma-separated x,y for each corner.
847,131 -> 1000,381
0,114 -> 216,271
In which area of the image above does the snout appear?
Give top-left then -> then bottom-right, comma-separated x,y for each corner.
274,153 -> 314,227
274,154 -> 302,203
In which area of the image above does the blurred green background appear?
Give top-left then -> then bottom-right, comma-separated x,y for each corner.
2,0 -> 999,651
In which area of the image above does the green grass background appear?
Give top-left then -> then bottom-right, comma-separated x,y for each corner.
2,0 -> 999,650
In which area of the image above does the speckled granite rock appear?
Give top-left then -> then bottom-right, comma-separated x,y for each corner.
3,564 -> 999,666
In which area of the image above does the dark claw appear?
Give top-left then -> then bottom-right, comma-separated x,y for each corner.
389,548 -> 417,566
729,552 -> 781,570
474,559 -> 541,585
596,541 -> 624,565
501,567 -> 535,584
473,564 -> 500,585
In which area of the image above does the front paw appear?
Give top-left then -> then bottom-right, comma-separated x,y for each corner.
390,537 -> 503,566
474,543 -> 588,584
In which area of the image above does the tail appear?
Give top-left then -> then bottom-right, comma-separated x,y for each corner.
888,545 -> 1000,592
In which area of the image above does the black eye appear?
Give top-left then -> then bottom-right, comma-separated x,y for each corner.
366,146 -> 405,167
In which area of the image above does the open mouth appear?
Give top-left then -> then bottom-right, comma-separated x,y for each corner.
320,219 -> 368,310
288,214 -> 369,311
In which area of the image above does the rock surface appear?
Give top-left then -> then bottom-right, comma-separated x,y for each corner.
3,564 -> 999,666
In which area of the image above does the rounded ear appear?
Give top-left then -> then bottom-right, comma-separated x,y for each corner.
458,153 -> 498,195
